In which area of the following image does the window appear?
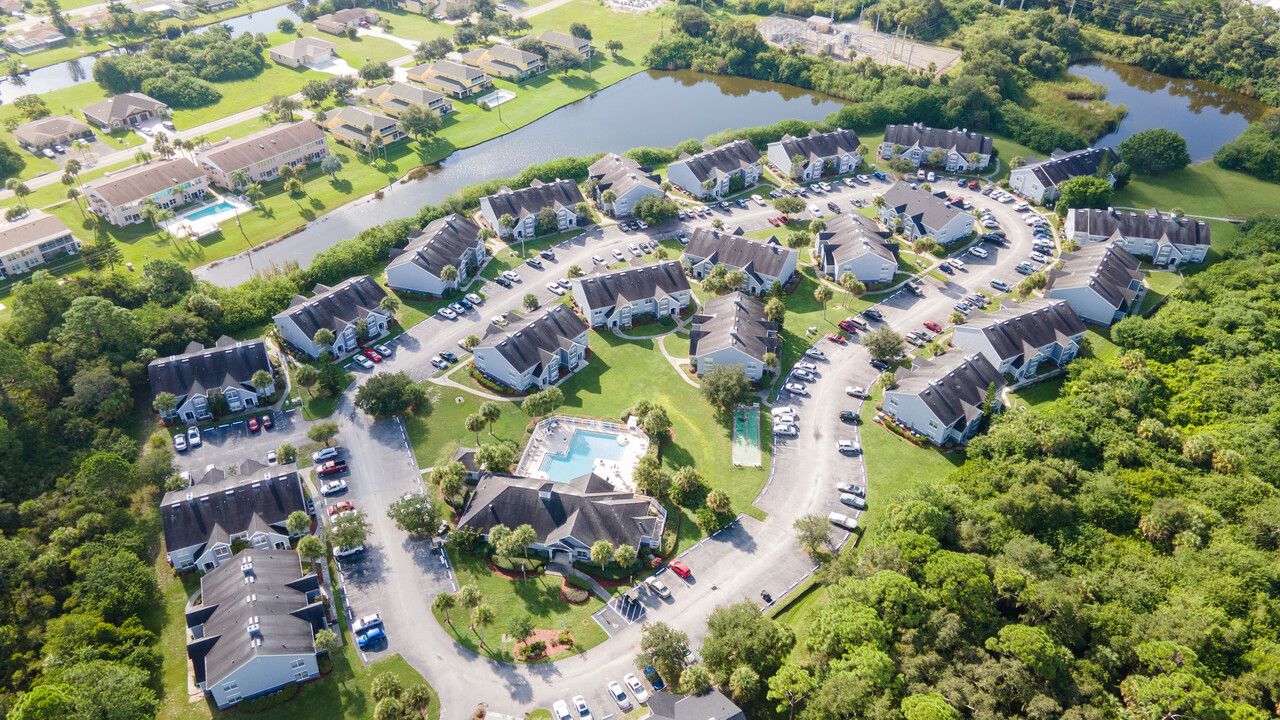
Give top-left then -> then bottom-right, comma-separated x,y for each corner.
294,671 -> 310,680
290,659 -> 307,669
222,682 -> 239,692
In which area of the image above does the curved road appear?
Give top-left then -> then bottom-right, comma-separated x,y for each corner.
322,176 -> 1046,716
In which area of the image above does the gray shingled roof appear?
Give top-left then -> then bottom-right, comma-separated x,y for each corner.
161,465 -> 305,554
684,228 -> 795,282
459,472 -> 660,549
962,298 -> 1085,362
1070,207 -> 1209,246
478,304 -> 588,374
588,153 -> 662,198
388,213 -> 480,277
688,291 -> 779,362
481,178 -> 584,222
148,336 -> 271,405
199,121 -> 325,174
1022,147 -> 1120,189
327,106 -> 398,141
83,92 -> 167,126
883,122 -> 993,156
1046,242 -> 1143,310
772,127 -> 862,164
574,260 -> 690,313
648,689 -> 746,720
880,182 -> 966,234
894,352 -> 1005,428
273,275 -> 388,339
86,158 -> 204,207
672,139 -> 761,185
186,550 -> 323,688
817,211 -> 896,265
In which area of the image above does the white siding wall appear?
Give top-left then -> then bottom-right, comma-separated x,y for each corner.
1044,286 -> 1123,326
882,391 -> 948,445
209,653 -> 319,708
694,347 -> 766,381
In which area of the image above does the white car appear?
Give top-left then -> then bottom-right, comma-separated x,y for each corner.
968,246 -> 989,258
173,434 -> 188,452
808,204 -> 825,218
784,382 -> 807,395
607,682 -> 633,711
841,492 -> 868,509
333,544 -> 365,558
949,258 -> 966,270
845,386 -> 868,398
267,450 -> 278,465
751,194 -> 765,206
857,174 -> 870,183
981,219 -> 1000,229
829,512 -> 859,531
774,423 -> 798,436
804,348 -> 826,359
624,673 -> 650,704
636,220 -> 648,230
926,171 -> 936,182
313,447 -> 340,463
612,249 -> 626,261
645,575 -> 671,598
547,283 -> 566,296
353,355 -> 374,369
795,361 -> 818,372
592,255 -> 604,264
437,307 -> 457,320
838,439 -> 862,455
502,270 -> 521,282
321,480 -> 347,495
1015,201 -> 1030,211
353,614 -> 382,633
627,244 -> 642,256
1029,251 -> 1049,263
187,426 -> 202,448
553,700 -> 571,720
572,695 -> 593,720
837,482 -> 865,496
466,293 -> 483,305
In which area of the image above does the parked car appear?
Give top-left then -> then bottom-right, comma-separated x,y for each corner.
612,249 -> 626,261
261,413 -> 274,430
174,434 -> 188,452
547,283 -> 566,296
320,480 -> 347,495
502,270 -> 521,282
353,355 -> 374,369
1029,251 -> 1049,263
968,246 -> 988,258
552,700 -> 571,720
1016,262 -> 1037,275
440,351 -> 457,363
845,386 -> 868,398
668,560 -> 692,579
540,248 -> 555,260
804,348 -> 826,359
353,614 -> 383,633
840,492 -> 867,510
791,369 -> 816,382
623,673 -> 650,704
827,333 -> 846,344
861,308 -> 883,321
837,482 -> 865,496
465,293 -> 483,305
869,358 -> 890,371
436,307 -> 457,320
187,426 -> 202,448
849,316 -> 870,331
808,204 -> 824,218
247,417 -> 260,432
607,682 -> 633,711
317,460 -> 348,476
839,410 -> 862,424
364,348 -> 383,362
795,362 -> 818,372
313,447 -> 341,464
356,626 -> 384,649
526,258 -> 544,269
431,355 -> 449,369
774,423 -> 798,437
838,440 -> 862,455
572,696 -> 593,720
767,216 -> 781,227
645,576 -> 671,598
784,382 -> 808,395
334,544 -> 365,559
751,194 -> 765,206
829,512 -> 859,531
826,201 -> 841,213
949,258 -> 966,270
938,262 -> 955,275
327,500 -> 354,516
873,170 -> 886,180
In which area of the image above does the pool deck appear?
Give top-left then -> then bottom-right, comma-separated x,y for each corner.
516,415 -> 649,491
161,192 -> 252,239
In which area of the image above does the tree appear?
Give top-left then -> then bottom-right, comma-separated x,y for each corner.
433,592 -> 456,624
702,601 -> 795,685
910,237 -> 936,255
949,310 -> 965,325
359,60 -> 393,82
864,327 -> 905,362
814,284 -> 833,320
706,488 -> 731,513
535,207 -> 559,236
547,47 -> 581,75
328,508 -> 370,550
768,663 -> 816,719
1055,175 -> 1115,217
901,693 -> 960,720
430,461 -> 467,500
614,543 -> 637,568
680,663 -> 712,695
286,510 -> 310,536
464,412 -> 485,445
1118,128 -> 1191,174
300,78 -> 331,105
386,492 -> 440,537
569,21 -> 592,39
764,297 -> 786,323
774,195 -> 805,214
399,104 -> 442,141
604,38 -> 622,58
638,622 -> 689,691
478,401 -> 501,434
251,369 -> 274,396
508,615 -> 535,647
308,422 -> 339,446
371,672 -> 402,703
633,194 -> 679,226
794,514 -> 834,560
729,665 -> 761,704
54,296 -> 142,360
841,273 -> 867,306
523,293 -> 539,311
700,364 -> 750,409
327,74 -> 358,98
567,264 -> 584,278
152,392 -> 177,417
321,154 -> 343,179
471,603 -> 495,648
297,534 -> 324,565
926,148 -> 947,167
590,539 -> 613,566
463,334 -> 482,350
313,627 -> 340,655
379,294 -> 400,317
284,177 -> 304,196
355,371 -> 428,419
511,523 -> 537,563
294,365 -> 319,396
312,327 -> 336,351
8,684 -> 77,720
476,442 -> 516,473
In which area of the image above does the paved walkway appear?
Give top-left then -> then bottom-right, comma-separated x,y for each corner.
516,0 -> 577,18
545,561 -> 611,603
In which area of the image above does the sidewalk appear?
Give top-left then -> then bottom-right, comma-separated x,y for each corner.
545,560 -> 612,603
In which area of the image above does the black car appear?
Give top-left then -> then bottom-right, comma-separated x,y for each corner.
826,201 -> 841,213
539,249 -> 555,260
938,263 -> 956,275
869,359 -> 890,371
457,297 -> 472,309
840,410 -> 863,424
440,351 -> 457,363
907,285 -> 924,297
525,258 -> 543,269
493,275 -> 512,288
861,308 -> 883,321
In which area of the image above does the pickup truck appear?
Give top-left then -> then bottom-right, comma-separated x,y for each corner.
317,460 -> 348,476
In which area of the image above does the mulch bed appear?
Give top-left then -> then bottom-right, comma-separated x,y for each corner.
560,579 -> 591,605
514,628 -> 576,660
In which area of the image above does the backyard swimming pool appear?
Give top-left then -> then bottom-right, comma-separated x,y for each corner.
184,201 -> 236,221
539,430 -> 629,483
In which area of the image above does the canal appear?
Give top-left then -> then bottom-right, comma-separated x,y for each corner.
1071,60 -> 1269,163
195,70 -> 847,286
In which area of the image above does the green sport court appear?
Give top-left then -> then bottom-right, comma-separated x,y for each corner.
732,404 -> 762,467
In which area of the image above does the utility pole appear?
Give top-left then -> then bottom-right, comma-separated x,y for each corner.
906,37 -> 914,70
1068,0 -> 1076,20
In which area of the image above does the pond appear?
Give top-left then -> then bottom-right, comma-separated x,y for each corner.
1070,60 -> 1270,163
195,70 -> 848,286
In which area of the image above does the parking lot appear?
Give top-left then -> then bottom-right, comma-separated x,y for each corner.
171,408 -> 308,476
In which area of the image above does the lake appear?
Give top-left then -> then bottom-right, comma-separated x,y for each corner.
1071,60 -> 1270,163
195,70 -> 847,286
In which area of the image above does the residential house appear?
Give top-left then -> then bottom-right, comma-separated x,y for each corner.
880,122 -> 993,172
1008,147 -> 1120,202
877,182 -> 974,245
360,81 -> 453,117
322,107 -> 404,153
3,25 -> 66,54
390,0 -> 427,12
268,37 -> 337,68
84,158 -> 208,226
1044,242 -> 1146,326
766,127 -> 863,181
682,227 -> 799,294
68,10 -> 113,32
450,447 -> 482,480
273,276 -> 390,358
460,44 -> 545,80
458,471 -> 664,562
539,29 -> 594,57
407,59 -> 492,98
131,0 -> 198,18
195,121 -> 329,190
648,689 -> 746,720
162,461 -> 306,572
571,260 -> 692,329
148,336 -> 275,423
12,115 -> 93,151
472,304 -> 589,391
82,92 -> 170,130
688,291 -> 779,381
1065,207 -> 1209,267
0,0 -> 24,14
205,0 -> 236,10
478,178 -> 585,240
0,212 -> 80,278
186,550 -> 325,708
883,352 -> 1006,446
385,213 -> 487,296
587,153 -> 664,217
950,299 -> 1086,382
313,7 -> 379,34
666,139 -> 762,199
815,211 -> 898,283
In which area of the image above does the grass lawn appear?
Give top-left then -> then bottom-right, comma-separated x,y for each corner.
617,316 -> 678,337
1084,325 -> 1120,362
1008,376 -> 1066,410
430,552 -> 607,662
770,581 -> 825,662
662,332 -> 691,357
406,388 -> 527,467
1139,269 -> 1182,315
1114,162 -> 1280,222
299,360 -> 354,420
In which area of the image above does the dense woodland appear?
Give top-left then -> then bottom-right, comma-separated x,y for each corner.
92,25 -> 266,108
665,215 -> 1280,719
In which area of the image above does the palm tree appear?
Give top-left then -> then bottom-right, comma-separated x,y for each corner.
840,272 -> 865,306
872,195 -> 886,209
471,603 -> 495,650
251,369 -> 273,396
814,284 -> 833,321
464,413 -> 484,445
66,187 -> 85,217
433,592 -> 455,624
153,208 -> 175,239
380,294 -> 400,317
4,179 -> 30,211
440,264 -> 459,288
229,169 -> 251,191
479,401 -> 501,434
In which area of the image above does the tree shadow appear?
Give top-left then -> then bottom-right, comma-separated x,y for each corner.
329,177 -> 353,193
612,55 -> 634,67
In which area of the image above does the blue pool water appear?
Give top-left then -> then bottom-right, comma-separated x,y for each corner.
184,201 -> 235,221
539,430 -> 627,483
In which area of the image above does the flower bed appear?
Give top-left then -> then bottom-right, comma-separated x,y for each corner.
468,365 -> 527,397
560,576 -> 591,604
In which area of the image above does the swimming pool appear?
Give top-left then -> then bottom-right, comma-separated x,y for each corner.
539,430 -> 628,483
478,88 -> 517,107
184,201 -> 236,221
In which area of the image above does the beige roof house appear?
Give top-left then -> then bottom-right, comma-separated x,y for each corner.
3,25 -> 66,54
13,115 -> 94,150
314,7 -> 379,34
268,37 -> 336,67
360,81 -> 453,117
83,92 -> 169,129
460,44 -> 545,80
0,212 -> 80,277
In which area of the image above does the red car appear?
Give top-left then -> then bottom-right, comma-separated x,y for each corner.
327,500 -> 354,516
923,321 -> 943,333
778,215 -> 791,224
669,560 -> 692,579
968,180 -> 979,190
261,414 -> 274,430
767,216 -> 780,226
364,349 -> 383,363
837,320 -> 857,333
827,333 -> 847,344
247,417 -> 260,432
